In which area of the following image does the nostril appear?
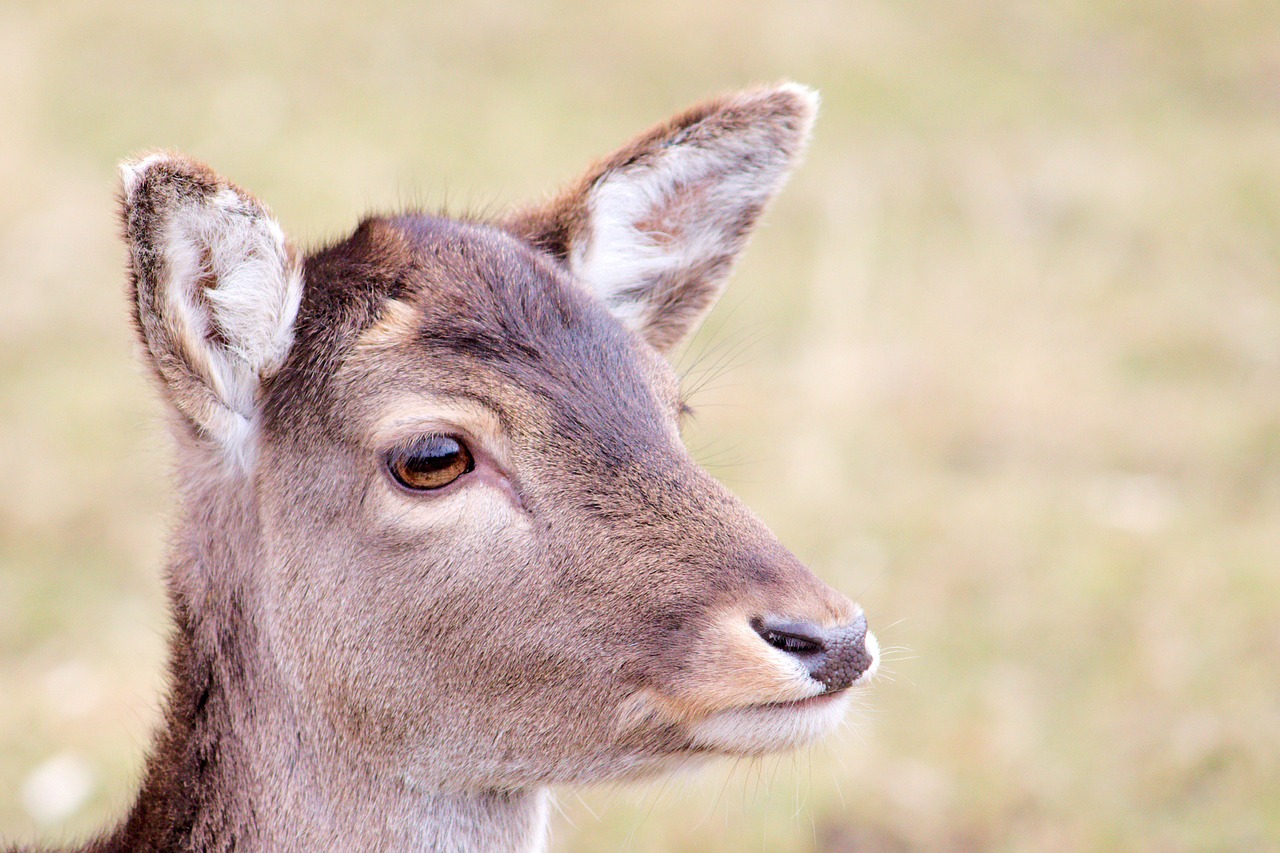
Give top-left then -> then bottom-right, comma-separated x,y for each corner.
751,614 -> 876,692
750,617 -> 826,657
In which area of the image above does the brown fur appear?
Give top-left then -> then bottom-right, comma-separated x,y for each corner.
8,84 -> 874,853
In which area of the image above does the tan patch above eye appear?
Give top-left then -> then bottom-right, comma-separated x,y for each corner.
357,297 -> 421,352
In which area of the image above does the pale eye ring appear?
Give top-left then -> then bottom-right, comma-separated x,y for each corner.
386,435 -> 475,491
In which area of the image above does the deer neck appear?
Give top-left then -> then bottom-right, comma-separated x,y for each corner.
105,466 -> 551,853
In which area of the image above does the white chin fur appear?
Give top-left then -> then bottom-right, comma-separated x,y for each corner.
689,690 -> 854,755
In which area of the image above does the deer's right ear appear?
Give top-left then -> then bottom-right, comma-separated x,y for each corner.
120,154 -> 302,463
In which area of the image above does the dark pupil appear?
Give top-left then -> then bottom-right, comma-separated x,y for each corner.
391,436 -> 474,490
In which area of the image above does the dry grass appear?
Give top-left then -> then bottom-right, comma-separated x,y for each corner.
2,1 -> 1278,850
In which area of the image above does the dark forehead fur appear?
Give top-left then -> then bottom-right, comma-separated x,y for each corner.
264,213 -> 669,454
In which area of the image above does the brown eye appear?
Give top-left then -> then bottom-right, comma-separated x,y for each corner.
387,435 -> 475,491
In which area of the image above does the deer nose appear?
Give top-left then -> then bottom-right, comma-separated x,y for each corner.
750,613 -> 875,692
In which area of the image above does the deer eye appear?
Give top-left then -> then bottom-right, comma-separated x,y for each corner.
387,435 -> 475,491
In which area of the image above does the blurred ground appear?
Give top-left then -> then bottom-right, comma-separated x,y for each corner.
1,1 -> 1278,850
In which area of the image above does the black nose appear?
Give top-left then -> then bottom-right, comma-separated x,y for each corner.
751,613 -> 872,692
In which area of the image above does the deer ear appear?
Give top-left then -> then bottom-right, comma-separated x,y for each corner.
507,83 -> 817,354
120,153 -> 302,463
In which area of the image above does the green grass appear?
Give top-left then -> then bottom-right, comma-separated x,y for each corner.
2,1 -> 1278,849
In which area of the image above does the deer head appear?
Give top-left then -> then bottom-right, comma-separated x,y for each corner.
113,83 -> 876,848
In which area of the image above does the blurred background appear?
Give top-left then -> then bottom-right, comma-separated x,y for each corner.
1,1 -> 1277,850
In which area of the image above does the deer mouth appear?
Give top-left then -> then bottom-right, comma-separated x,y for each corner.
686,686 -> 856,756
749,688 -> 849,712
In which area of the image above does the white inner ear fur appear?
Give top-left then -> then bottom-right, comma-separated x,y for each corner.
570,135 -> 788,331
162,187 -> 302,461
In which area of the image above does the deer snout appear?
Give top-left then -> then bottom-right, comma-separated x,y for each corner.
750,612 -> 878,692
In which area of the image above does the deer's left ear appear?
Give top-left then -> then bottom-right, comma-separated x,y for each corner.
506,83 -> 817,354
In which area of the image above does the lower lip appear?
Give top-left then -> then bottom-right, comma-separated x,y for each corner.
756,689 -> 847,712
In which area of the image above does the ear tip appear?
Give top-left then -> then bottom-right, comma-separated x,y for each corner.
772,81 -> 821,115
119,152 -> 172,201
118,151 -> 219,204
737,82 -> 820,143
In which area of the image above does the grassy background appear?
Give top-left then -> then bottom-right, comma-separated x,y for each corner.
2,1 -> 1278,849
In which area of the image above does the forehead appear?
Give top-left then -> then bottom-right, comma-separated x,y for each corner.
383,214 -> 605,366
282,214 -> 680,448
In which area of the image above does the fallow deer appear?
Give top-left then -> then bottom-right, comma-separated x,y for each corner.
9,83 -> 877,853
